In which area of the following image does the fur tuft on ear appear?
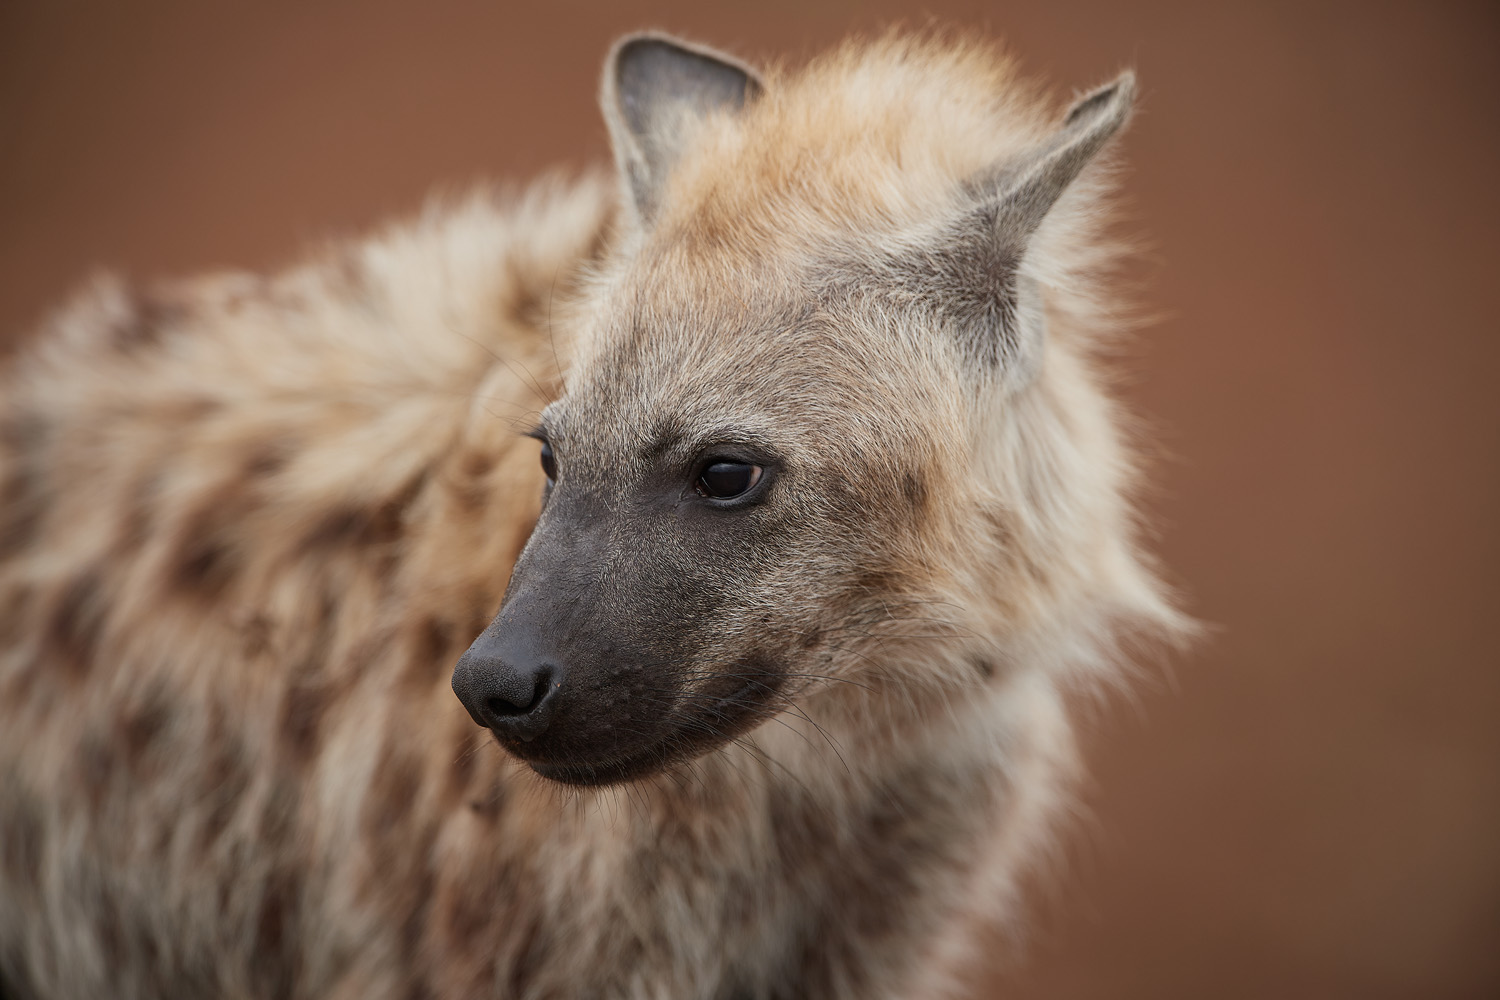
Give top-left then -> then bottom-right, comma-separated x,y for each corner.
601,32 -> 763,225
915,72 -> 1136,375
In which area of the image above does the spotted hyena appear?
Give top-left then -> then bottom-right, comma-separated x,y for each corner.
0,30 -> 1185,1000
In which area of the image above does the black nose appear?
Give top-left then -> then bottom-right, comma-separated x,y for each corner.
451,628 -> 562,742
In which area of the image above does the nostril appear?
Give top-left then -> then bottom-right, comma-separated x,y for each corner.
484,667 -> 554,719
452,637 -> 563,742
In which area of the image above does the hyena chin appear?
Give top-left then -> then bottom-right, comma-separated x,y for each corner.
1,29 -> 1185,1000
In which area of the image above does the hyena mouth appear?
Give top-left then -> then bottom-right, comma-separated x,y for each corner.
478,664 -> 788,786
529,749 -> 678,787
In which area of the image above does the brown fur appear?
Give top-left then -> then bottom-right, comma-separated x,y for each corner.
0,32 -> 1186,1000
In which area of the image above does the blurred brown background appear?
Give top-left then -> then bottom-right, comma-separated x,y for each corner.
2,1 -> 1497,997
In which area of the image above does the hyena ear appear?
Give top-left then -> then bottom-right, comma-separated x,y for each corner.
602,32 -> 763,225
929,72 -> 1136,375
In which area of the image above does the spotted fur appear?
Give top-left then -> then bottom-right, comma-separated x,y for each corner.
0,31 -> 1186,1000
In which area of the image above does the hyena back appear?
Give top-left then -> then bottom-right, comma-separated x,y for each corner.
0,32 -> 1184,1000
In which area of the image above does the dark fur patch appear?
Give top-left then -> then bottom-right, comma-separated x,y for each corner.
0,785 -> 43,885
238,611 -> 274,658
167,440 -> 299,597
250,866 -> 301,998
304,506 -> 375,548
402,979 -> 437,1000
305,472 -> 426,551
468,782 -> 505,821
119,687 -> 173,769
509,283 -> 545,333
405,616 -> 454,686
851,566 -> 906,597
448,477 -> 491,515
47,572 -> 106,681
279,680 -> 332,762
112,292 -> 189,352
277,597 -> 340,759
169,483 -> 249,600
173,536 -> 237,599
234,778 -> 305,996
504,915 -> 549,999
899,471 -> 928,512
450,451 -> 497,513
461,451 -> 495,480
244,441 -> 291,479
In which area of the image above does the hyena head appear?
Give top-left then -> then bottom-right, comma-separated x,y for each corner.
453,33 -> 1173,785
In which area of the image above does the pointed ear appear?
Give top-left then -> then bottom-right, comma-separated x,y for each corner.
923,72 -> 1136,373
602,33 -> 763,225
990,71 -> 1136,248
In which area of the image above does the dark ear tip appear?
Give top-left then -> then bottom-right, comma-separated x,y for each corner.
609,31 -> 677,66
1064,70 -> 1137,128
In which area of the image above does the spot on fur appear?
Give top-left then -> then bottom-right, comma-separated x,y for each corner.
243,441 -> 292,479
112,292 -> 189,352
173,536 -> 237,599
900,470 -> 928,512
119,687 -> 173,770
508,280 -> 545,333
305,473 -> 426,550
406,616 -> 455,686
468,782 -> 505,822
250,866 -> 301,997
0,786 -> 44,885
279,679 -> 332,762
47,572 -> 106,681
170,489 -> 249,600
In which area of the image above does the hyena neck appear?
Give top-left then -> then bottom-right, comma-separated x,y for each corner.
539,669 -> 1051,996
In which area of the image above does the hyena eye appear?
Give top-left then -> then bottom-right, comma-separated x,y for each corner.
696,461 -> 762,500
539,441 -> 557,483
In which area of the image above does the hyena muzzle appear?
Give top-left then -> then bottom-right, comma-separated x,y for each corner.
0,30 -> 1185,1000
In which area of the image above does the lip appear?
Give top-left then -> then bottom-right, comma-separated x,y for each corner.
493,668 -> 785,786
528,746 -> 674,786
488,721 -> 682,786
